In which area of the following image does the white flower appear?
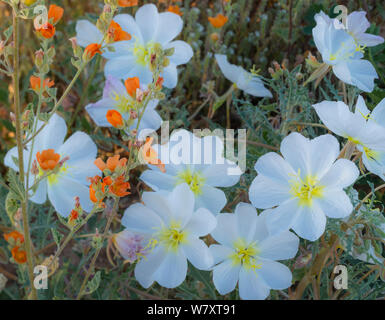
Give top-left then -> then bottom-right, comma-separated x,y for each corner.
121,183 -> 216,288
215,54 -> 272,97
312,11 -> 378,92
76,4 -> 193,88
85,76 -> 162,135
313,96 -> 385,180
248,132 -> 359,241
140,129 -> 243,214
4,114 -> 100,217
346,11 -> 384,47
210,203 -> 299,300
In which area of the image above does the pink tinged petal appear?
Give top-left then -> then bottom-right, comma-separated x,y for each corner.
153,250 -> 187,288
182,238 -> 213,270
212,260 -> 241,295
234,202 -> 258,243
257,259 -> 293,290
291,204 -> 326,241
209,244 -> 233,265
211,213 -> 238,247
265,199 -> 301,236
319,159 -> 359,188
134,245 -> 167,288
315,190 -> 353,218
238,267 -> 270,300
103,76 -> 127,98
135,4 -> 159,43
258,231 -> 299,260
121,203 -> 164,234
184,208 -> 216,237
249,175 -> 291,209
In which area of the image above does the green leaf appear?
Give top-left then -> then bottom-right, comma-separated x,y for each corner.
5,191 -> 19,225
85,271 -> 101,295
51,228 -> 63,247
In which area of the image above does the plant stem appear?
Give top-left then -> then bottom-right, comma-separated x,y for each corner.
12,8 -> 37,300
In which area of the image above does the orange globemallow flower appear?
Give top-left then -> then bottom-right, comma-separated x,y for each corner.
30,76 -> 55,91
106,110 -> 124,128
94,155 -> 127,173
37,22 -> 56,38
68,210 -> 79,223
208,14 -> 228,28
142,137 -> 165,173
168,5 -> 183,16
108,21 -> 132,42
84,43 -> 102,59
11,246 -> 27,264
48,4 -> 64,24
118,0 -> 138,7
4,230 -> 24,244
125,77 -> 140,97
89,176 -> 106,203
110,175 -> 131,197
36,149 -> 61,171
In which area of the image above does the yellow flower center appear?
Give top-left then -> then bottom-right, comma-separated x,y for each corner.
132,39 -> 159,67
158,222 -> 188,252
289,171 -> 324,206
230,238 -> 261,271
110,91 -> 135,114
45,164 -> 69,186
363,146 -> 379,161
176,169 -> 206,195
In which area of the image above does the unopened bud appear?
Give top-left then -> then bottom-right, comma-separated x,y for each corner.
22,109 -> 31,121
103,4 -> 112,13
10,112 -> 16,123
210,33 -> 219,42
129,110 -> 138,119
69,37 -> 78,50
31,160 -> 39,175
58,156 -> 70,167
74,196 -> 81,209
136,89 -> 144,102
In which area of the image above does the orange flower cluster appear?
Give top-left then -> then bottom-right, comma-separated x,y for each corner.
36,149 -> 61,171
36,5 -> 64,39
125,77 -> 140,97
108,21 -> 132,42
142,137 -> 165,173
30,76 -> 54,92
84,43 -> 103,60
208,14 -> 228,28
3,231 -> 26,264
89,155 -> 131,205
106,110 -> 124,128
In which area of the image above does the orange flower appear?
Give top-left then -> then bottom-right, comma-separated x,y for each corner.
94,155 -> 127,172
30,76 -> 55,91
37,22 -> 56,38
118,0 -> 138,7
36,149 -> 61,171
4,230 -> 24,244
106,110 -> 124,128
124,77 -> 140,97
89,176 -> 106,203
208,14 -> 228,28
48,4 -> 64,24
156,77 -> 164,89
168,5 -> 183,16
68,210 -> 79,223
142,137 -> 166,173
108,21 -> 132,42
110,175 -> 131,197
11,246 -> 27,264
84,43 -> 102,59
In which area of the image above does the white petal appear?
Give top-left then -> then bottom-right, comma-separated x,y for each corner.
316,190 -> 353,218
85,98 -> 114,127
29,179 -> 47,204
184,207 -> 216,237
195,185 -> 227,214
58,132 -> 97,163
347,11 -> 370,36
280,132 -> 311,176
265,200 -> 301,235
135,4 -> 159,43
355,95 -> 370,117
47,177 -> 92,217
319,159 -> 359,188
165,41 -> 193,65
356,33 -> 384,47
370,97 -> 385,126
211,213 -> 238,247
38,113 -> 67,151
254,152 -> 295,184
141,191 -> 173,225
167,183 -> 195,227
154,12 -> 183,44
238,267 -> 270,300
104,56 -> 137,80
162,63 -> 178,89
309,134 -> 339,178
234,202 -> 258,243
153,250 -> 187,288
259,231 -> 299,260
182,238 -> 213,270
122,202 -> 163,234
135,245 -> 167,288
201,161 -> 242,187
258,259 -> 292,289
209,244 -> 233,265
212,260 -> 240,295
215,54 -> 241,84
4,146 -> 19,171
113,14 -> 143,43
140,170 -> 177,191
291,204 -> 326,241
75,20 -> 103,47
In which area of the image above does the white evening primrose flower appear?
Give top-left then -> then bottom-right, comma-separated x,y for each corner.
76,4 -> 193,88
346,11 -> 384,47
121,183 -> 216,288
85,76 -> 161,135
209,203 -> 299,300
215,54 -> 272,97
312,11 -> 378,92
4,114 -> 100,217
313,96 -> 385,180
140,129 -> 243,214
248,132 -> 359,241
